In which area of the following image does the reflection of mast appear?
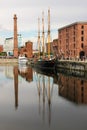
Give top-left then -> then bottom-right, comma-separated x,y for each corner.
14,66 -> 18,109
48,77 -> 51,126
36,72 -> 53,126
42,75 -> 45,122
37,74 -> 41,114
47,9 -> 51,59
42,11 -> 45,57
38,17 -> 40,58
48,77 -> 51,105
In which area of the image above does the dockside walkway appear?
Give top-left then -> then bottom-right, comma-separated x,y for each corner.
0,58 -> 18,64
27,57 -> 87,72
0,57 -> 87,72
57,59 -> 87,72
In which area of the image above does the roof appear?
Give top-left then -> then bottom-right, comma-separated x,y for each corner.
58,21 -> 87,31
5,37 -> 13,40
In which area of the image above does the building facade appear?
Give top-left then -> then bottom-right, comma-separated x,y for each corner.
4,37 -> 14,56
19,41 -> 33,58
0,45 -> 3,53
52,39 -> 58,57
58,22 -> 87,59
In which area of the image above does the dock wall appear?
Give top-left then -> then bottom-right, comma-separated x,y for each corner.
0,58 -> 18,64
56,60 -> 87,72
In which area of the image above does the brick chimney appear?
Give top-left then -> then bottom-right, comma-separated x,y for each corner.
13,14 -> 18,58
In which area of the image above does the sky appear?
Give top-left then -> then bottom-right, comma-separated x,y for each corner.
0,0 -> 87,48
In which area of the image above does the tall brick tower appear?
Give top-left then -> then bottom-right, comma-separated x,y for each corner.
13,14 -> 18,58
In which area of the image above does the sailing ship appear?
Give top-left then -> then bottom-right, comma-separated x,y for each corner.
34,9 -> 57,71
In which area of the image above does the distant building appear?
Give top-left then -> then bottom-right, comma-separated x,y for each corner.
52,39 -> 58,56
4,35 -> 23,56
58,22 -> 87,59
4,37 -> 14,56
0,45 -> 3,53
25,41 -> 33,58
19,41 -> 33,58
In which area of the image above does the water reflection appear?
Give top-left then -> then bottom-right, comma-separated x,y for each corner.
13,66 -> 18,109
18,64 -> 33,82
1,65 -> 87,130
3,65 -> 87,107
35,71 -> 53,126
58,73 -> 87,104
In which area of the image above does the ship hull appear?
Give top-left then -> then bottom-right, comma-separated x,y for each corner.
34,58 -> 56,71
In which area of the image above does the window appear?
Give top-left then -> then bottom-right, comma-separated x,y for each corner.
81,80 -> 84,85
81,43 -> 84,48
74,50 -> 75,56
81,31 -> 84,35
73,37 -> 75,42
74,25 -> 75,29
81,25 -> 84,29
66,28 -> 68,32
74,44 -> 75,48
81,87 -> 84,91
73,31 -> 75,35
81,37 -> 84,41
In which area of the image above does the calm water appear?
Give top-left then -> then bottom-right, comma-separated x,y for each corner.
0,64 -> 87,130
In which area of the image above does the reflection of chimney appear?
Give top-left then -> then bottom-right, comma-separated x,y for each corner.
14,66 -> 18,109
13,14 -> 18,58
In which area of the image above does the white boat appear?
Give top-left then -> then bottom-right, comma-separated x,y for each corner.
18,55 -> 28,64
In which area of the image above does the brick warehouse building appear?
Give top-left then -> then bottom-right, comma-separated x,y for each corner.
19,41 -> 33,58
58,22 -> 87,60
52,39 -> 58,56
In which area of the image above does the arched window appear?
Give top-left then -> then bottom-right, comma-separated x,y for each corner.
79,51 -> 85,59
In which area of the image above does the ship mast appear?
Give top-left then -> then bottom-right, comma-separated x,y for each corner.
38,17 -> 40,59
42,11 -> 45,57
47,9 -> 51,59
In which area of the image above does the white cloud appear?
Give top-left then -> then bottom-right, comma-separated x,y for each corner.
0,0 -> 87,48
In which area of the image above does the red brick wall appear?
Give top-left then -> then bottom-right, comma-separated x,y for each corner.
19,41 -> 33,58
25,41 -> 33,58
58,22 -> 87,59
0,45 -> 3,52
52,39 -> 58,56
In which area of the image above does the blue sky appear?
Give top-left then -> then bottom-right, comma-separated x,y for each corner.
0,0 -> 87,48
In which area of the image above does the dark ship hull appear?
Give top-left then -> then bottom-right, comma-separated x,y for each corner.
34,58 -> 56,72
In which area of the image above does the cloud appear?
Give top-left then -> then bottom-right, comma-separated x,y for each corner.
0,0 -> 87,46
